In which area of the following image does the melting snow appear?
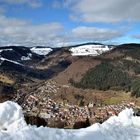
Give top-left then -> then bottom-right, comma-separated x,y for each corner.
0,101 -> 140,140
70,45 -> 113,56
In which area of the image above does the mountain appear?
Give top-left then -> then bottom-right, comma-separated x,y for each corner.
20,43 -> 140,116
0,43 -> 111,82
1,43 -> 140,128
0,43 -> 115,105
71,43 -> 140,97
70,44 -> 113,56
31,46 -> 53,55
1,43 -> 140,100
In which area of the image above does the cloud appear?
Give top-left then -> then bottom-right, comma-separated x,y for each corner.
52,0 -> 62,9
0,7 -> 5,14
71,26 -> 125,41
61,0 -> 140,23
0,15 -> 126,47
0,0 -> 42,8
0,15 -> 28,26
132,34 -> 140,39
52,0 -> 76,9
0,15 -> 64,46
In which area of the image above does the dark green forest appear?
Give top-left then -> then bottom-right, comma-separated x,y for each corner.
72,61 -> 131,90
71,57 -> 140,97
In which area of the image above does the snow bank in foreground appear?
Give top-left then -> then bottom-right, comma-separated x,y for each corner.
0,101 -> 140,140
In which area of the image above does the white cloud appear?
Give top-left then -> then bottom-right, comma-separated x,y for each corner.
0,15 -> 64,46
70,26 -> 125,41
0,0 -> 42,8
0,15 -> 28,27
0,15 -> 126,47
62,0 -> 140,23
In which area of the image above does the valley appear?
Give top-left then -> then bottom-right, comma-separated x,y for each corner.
0,43 -> 140,129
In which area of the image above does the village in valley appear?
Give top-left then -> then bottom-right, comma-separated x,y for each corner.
14,80 -> 140,129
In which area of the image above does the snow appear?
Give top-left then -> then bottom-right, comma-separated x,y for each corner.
0,57 -> 23,66
31,47 -> 53,55
21,53 -> 32,61
0,101 -> 140,140
0,49 -> 12,53
0,101 -> 26,132
70,45 -> 113,56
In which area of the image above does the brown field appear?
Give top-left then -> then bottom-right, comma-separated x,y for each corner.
0,74 -> 15,85
48,83 -> 140,107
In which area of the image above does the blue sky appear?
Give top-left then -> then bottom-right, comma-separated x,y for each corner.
0,0 -> 140,47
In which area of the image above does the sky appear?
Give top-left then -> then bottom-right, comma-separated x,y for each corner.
0,0 -> 140,47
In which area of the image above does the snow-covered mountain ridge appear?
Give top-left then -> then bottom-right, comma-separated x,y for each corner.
69,44 -> 113,56
0,101 -> 140,140
30,44 -> 113,57
31,47 -> 53,55
0,44 -> 113,68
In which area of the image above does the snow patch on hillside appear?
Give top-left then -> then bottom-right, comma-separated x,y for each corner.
21,53 -> 32,61
70,45 -> 113,56
0,57 -> 23,66
0,49 -> 12,53
31,47 -> 53,55
0,101 -> 140,140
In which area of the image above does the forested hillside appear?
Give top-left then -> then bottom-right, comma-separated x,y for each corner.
71,44 -> 140,97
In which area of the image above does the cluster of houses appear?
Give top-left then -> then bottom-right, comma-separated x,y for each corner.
88,101 -> 136,124
21,90 -> 136,128
14,80 -> 138,128
36,80 -> 59,94
22,94 -> 90,127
